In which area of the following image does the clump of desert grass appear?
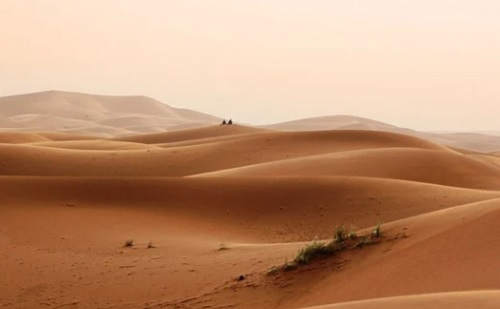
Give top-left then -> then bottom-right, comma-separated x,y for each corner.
124,239 -> 134,247
269,223 -> 383,274
217,243 -> 230,251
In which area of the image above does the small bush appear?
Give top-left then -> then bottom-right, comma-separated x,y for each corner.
334,226 -> 348,243
147,241 -> 156,249
218,243 -> 230,251
293,241 -> 338,265
283,261 -> 298,271
124,239 -> 134,247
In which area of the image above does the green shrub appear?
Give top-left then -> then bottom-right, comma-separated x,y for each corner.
293,241 -> 333,265
270,222 -> 385,273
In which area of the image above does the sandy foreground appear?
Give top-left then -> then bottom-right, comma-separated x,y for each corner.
1,125 -> 500,308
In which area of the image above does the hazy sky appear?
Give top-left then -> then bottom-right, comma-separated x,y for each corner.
1,0 -> 499,131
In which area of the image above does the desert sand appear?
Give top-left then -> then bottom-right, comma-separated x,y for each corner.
1,94 -> 500,308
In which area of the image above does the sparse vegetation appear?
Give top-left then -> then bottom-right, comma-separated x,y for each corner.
124,239 -> 134,247
218,243 -> 230,251
372,222 -> 382,238
334,225 -> 349,243
348,230 -> 358,240
294,241 -> 338,265
147,241 -> 156,249
353,235 -> 375,248
267,265 -> 281,275
270,223 -> 384,273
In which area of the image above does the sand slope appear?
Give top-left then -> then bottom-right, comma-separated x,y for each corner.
197,148 -> 500,189
280,198 -> 500,308
304,291 -> 500,309
1,176 -> 498,242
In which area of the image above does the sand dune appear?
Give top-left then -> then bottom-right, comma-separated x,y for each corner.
197,148 -> 500,189
431,132 -> 500,153
2,121 -> 500,308
4,175 -> 499,308
1,176 -> 498,243
34,131 -> 98,141
303,291 -> 500,309
29,140 -> 160,151
0,130 -> 451,177
129,197 -> 499,308
265,115 -> 500,152
279,198 -> 500,308
264,115 -> 410,133
0,132 -> 51,144
0,91 -> 220,135
114,124 -> 271,144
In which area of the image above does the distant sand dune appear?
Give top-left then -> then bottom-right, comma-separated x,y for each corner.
265,115 -> 500,153
114,124 -> 271,144
0,90 -> 220,136
0,132 -> 51,144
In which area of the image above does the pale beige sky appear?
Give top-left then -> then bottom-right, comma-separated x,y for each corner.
1,0 -> 499,130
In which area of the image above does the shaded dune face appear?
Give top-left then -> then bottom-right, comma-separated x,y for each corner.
2,124 -> 500,309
